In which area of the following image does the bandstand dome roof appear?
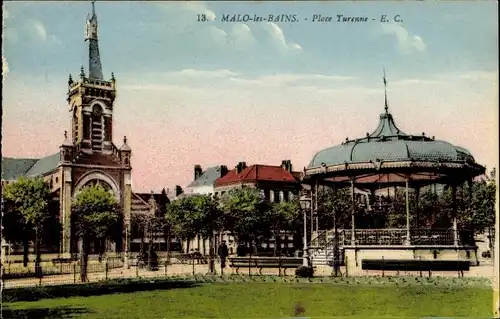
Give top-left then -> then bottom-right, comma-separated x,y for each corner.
308,110 -> 477,169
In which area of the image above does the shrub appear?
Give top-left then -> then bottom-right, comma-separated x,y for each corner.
481,250 -> 491,258
295,266 -> 314,278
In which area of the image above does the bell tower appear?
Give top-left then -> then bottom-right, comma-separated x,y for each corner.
67,1 -> 117,154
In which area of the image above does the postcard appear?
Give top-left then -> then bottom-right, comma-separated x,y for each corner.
2,1 -> 499,318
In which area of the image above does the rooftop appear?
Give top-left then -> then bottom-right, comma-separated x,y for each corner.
215,164 -> 300,187
187,166 -> 222,188
308,110 -> 476,169
2,152 -> 60,181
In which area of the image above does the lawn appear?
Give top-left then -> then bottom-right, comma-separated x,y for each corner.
4,280 -> 493,318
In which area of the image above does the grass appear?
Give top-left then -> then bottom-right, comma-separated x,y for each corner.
4,276 -> 493,319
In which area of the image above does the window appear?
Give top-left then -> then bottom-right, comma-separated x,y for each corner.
55,177 -> 59,183
279,191 -> 284,202
288,191 -> 294,201
269,190 -> 275,203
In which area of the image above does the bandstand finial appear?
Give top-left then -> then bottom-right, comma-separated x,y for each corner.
383,68 -> 389,113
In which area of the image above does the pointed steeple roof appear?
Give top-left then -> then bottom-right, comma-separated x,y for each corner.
368,69 -> 408,138
61,131 -> 73,147
85,0 -> 103,80
120,136 -> 131,151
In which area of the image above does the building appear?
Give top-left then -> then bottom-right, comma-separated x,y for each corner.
214,160 -> 302,201
184,165 -> 228,196
208,160 -> 302,255
1,3 -> 156,256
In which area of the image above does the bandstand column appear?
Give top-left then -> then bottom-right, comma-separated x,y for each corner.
452,185 -> 458,247
310,185 -> 314,242
405,180 -> 411,245
350,179 -> 356,245
314,180 -> 319,239
415,186 -> 420,228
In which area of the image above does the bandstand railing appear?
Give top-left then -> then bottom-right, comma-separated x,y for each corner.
341,229 -> 407,246
336,228 -> 475,247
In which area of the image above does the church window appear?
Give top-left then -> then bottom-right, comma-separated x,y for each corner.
72,108 -> 79,143
55,177 -> 59,183
91,104 -> 104,152
104,117 -> 112,141
83,114 -> 90,139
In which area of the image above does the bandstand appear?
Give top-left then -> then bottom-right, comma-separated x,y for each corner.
301,81 -> 485,276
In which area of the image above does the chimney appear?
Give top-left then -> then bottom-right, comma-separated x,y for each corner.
281,160 -> 292,172
220,165 -> 228,177
281,160 -> 287,170
175,185 -> 183,197
194,165 -> 202,180
236,161 -> 247,174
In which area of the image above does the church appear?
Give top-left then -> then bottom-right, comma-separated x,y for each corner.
1,3 -> 159,256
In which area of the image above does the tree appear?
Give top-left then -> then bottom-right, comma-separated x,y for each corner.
157,188 -> 171,259
193,194 -> 224,272
268,200 -> 301,256
316,187 -> 353,231
165,196 -> 200,253
166,194 -> 224,266
131,212 -> 162,269
71,185 -> 122,282
1,198 -> 32,266
416,187 -> 449,228
456,180 -> 496,235
220,187 -> 271,254
3,177 -> 52,274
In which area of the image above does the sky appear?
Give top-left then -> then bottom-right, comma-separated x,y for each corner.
2,1 -> 499,193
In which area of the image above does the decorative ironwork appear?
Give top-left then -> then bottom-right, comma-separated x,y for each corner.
336,228 -> 474,247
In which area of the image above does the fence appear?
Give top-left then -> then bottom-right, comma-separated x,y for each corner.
2,253 -> 491,289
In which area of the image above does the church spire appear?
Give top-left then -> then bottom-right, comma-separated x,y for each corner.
383,68 -> 389,114
85,1 -> 103,80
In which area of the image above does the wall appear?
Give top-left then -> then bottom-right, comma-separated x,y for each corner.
344,246 -> 479,276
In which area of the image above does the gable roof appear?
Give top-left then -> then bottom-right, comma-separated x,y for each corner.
215,164 -> 300,187
2,158 -> 39,180
26,152 -> 60,177
187,165 -> 221,188
2,152 -> 60,180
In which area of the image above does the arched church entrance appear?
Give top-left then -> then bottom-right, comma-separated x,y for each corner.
72,172 -> 123,256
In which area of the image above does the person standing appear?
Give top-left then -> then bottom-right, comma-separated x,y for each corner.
218,240 -> 229,274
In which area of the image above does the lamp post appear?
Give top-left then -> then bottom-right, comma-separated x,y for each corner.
300,192 -> 311,267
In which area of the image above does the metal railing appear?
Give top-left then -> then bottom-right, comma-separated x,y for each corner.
328,228 -> 476,247
308,230 -> 328,248
341,229 -> 407,246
